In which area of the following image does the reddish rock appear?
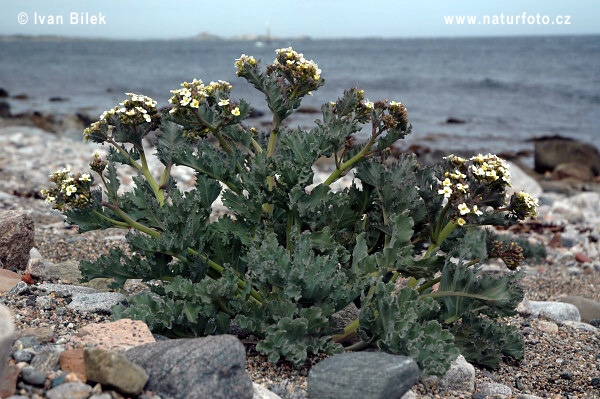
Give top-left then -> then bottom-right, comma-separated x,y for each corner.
74,319 -> 155,351
21,272 -> 34,284
575,253 -> 592,263
60,349 -> 87,382
0,364 -> 19,397
0,269 -> 21,293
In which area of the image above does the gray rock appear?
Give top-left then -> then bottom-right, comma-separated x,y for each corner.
12,349 -> 32,363
0,210 -> 34,270
562,320 -> 598,333
0,304 -> 15,380
567,266 -> 582,276
124,335 -> 253,399
479,382 -> 512,397
439,355 -> 475,392
28,260 -> 82,283
308,352 -> 419,399
537,320 -> 558,334
253,383 -> 283,399
29,247 -> 43,260
7,282 -> 28,296
36,296 -> 54,310
68,292 -> 126,313
517,395 -> 543,399
557,296 -> 600,323
45,382 -> 93,399
84,347 -> 148,395
20,366 -> 47,386
38,283 -> 99,296
30,347 -> 60,373
529,301 -> 581,322
401,390 -> 417,399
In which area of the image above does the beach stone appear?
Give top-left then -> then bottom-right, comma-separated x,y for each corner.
557,296 -> 600,323
30,347 -> 60,373
0,210 -> 34,271
253,383 -> 283,399
517,395 -> 543,399
0,364 -> 19,398
7,282 -> 28,296
68,292 -> 126,313
38,284 -> 98,298
536,320 -> 558,334
517,296 -> 533,315
0,305 -> 15,381
75,319 -> 155,351
534,136 -> 600,175
124,335 -> 253,399
12,350 -> 32,363
28,260 -> 82,283
529,301 -> 581,322
17,326 -> 56,343
59,349 -> 86,381
439,354 -> 475,392
479,381 -> 512,397
83,278 -> 117,292
20,366 -> 47,386
401,390 -> 417,399
552,162 -> 595,182
36,295 -> 54,310
506,161 -> 543,198
46,382 -> 93,399
562,320 -> 598,332
308,352 -> 419,399
84,348 -> 148,395
575,253 -> 593,263
0,270 -> 22,293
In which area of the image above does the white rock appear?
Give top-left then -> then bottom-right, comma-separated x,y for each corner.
401,389 -> 417,399
506,161 -> 543,198
479,381 -> 512,397
562,320 -> 598,333
439,354 -> 475,392
68,292 -> 126,313
529,301 -> 581,322
536,320 -> 558,334
253,383 -> 283,399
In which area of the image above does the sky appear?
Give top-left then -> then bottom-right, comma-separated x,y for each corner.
1,0 -> 599,39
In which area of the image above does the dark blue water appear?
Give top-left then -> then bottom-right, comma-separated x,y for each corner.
1,36 -> 599,154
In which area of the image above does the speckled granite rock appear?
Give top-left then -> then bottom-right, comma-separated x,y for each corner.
67,292 -> 126,313
124,335 -> 253,399
75,319 -> 155,350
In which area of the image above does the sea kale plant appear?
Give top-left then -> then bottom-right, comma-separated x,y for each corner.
43,47 -> 539,376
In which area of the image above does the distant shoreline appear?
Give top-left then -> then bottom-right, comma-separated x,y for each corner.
1,33 -> 599,43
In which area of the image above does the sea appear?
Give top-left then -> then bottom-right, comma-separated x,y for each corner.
1,35 -> 599,157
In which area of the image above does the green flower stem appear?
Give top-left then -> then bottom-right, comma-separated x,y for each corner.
324,136 -> 376,186
107,137 -> 142,171
434,203 -> 451,240
333,318 -> 360,343
214,131 -> 234,156
424,221 -> 458,259
110,206 -> 161,237
250,137 -> 263,154
91,210 -> 130,228
417,277 -> 441,293
346,340 -> 369,351
139,151 -> 165,206
159,163 -> 172,188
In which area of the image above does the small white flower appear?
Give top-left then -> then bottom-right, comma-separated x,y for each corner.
65,185 -> 77,196
190,99 -> 200,108
363,101 -> 374,109
218,99 -> 230,107
472,205 -> 483,216
457,218 -> 466,226
79,174 -> 91,182
442,178 -> 452,187
45,195 -> 56,204
458,203 -> 470,215
231,107 -> 241,116
438,186 -> 453,198
143,114 -> 151,122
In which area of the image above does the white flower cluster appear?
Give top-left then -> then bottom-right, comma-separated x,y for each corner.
469,153 -> 511,184
511,191 -> 539,218
107,93 -> 157,123
234,54 -> 257,75
42,168 -> 93,210
269,47 -> 322,85
168,79 -> 239,116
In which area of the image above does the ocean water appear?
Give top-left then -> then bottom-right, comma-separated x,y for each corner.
1,36 -> 599,155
